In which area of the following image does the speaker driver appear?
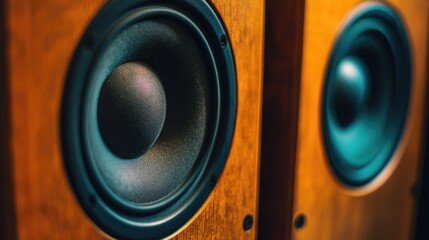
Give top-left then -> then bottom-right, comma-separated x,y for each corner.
61,0 -> 236,239
322,3 -> 411,186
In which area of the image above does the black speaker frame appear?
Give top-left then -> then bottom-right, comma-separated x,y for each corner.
322,2 -> 412,187
61,0 -> 236,239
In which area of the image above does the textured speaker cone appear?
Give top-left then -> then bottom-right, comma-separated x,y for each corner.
97,62 -> 167,159
322,3 -> 411,186
61,1 -> 236,239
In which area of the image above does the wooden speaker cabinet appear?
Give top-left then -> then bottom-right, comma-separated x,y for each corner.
260,0 -> 428,239
1,0 -> 264,239
291,0 -> 429,239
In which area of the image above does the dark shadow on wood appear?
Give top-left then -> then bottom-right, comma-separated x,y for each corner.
0,0 -> 17,239
415,14 -> 429,240
258,0 -> 305,239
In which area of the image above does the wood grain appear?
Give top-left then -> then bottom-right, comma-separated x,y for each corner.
5,0 -> 264,239
174,0 -> 264,238
8,0 -> 107,239
292,0 -> 428,239
258,0 -> 304,239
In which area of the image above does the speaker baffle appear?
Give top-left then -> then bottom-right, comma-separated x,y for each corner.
322,3 -> 411,186
61,1 -> 236,239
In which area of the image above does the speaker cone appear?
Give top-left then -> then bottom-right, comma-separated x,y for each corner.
61,0 -> 236,239
322,3 -> 411,186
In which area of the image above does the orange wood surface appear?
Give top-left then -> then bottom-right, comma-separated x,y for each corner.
174,0 -> 264,238
292,0 -> 428,239
5,0 -> 264,239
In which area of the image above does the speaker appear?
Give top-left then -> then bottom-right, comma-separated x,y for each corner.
3,0 -> 264,239
295,0 -> 427,238
260,0 -> 428,239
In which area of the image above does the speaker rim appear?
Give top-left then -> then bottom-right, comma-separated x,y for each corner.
82,6 -> 219,214
322,2 -> 412,187
61,0 -> 237,239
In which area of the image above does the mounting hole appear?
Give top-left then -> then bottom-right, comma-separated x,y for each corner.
294,213 -> 306,230
411,183 -> 420,198
210,175 -> 217,187
243,214 -> 253,231
220,35 -> 227,49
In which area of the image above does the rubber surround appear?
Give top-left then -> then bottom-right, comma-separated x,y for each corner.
61,0 -> 236,239
322,3 -> 412,187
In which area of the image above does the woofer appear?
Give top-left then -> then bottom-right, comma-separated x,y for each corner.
288,0 -> 428,239
61,0 -> 236,239
260,0 -> 428,239
322,3 -> 411,186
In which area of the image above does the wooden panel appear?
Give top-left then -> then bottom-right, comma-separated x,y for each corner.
293,0 -> 428,239
6,0 -> 264,239
174,0 -> 264,238
8,0 -> 107,239
0,0 -> 17,238
258,0 -> 304,239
